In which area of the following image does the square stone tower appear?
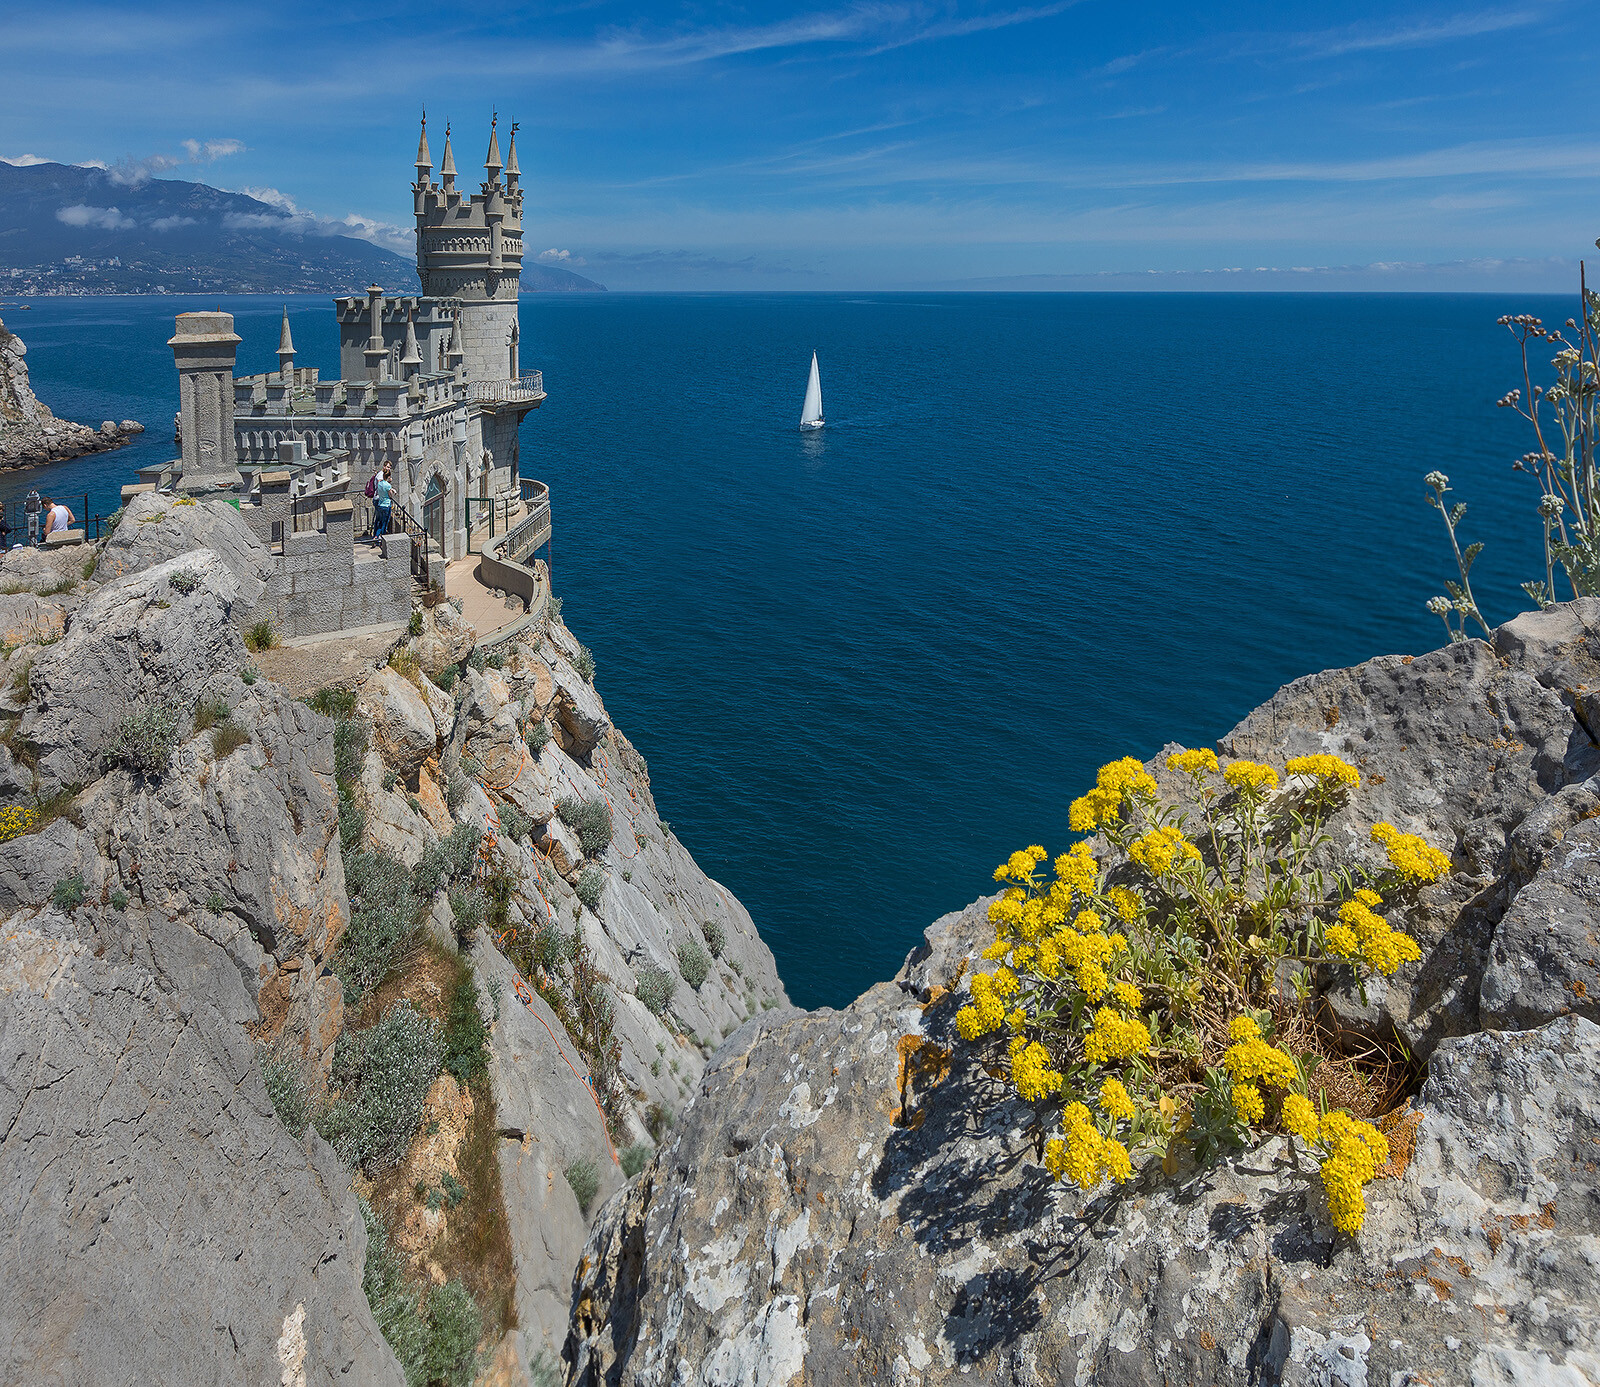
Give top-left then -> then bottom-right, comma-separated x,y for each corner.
169,311 -> 243,493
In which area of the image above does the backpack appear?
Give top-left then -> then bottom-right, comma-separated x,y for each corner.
364,474 -> 377,500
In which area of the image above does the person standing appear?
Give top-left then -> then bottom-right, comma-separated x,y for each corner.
373,465 -> 394,539
42,496 -> 74,540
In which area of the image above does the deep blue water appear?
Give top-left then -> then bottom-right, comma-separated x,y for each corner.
1,291 -> 1571,1007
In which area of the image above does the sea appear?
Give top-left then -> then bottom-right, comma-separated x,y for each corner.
0,291 -> 1570,1008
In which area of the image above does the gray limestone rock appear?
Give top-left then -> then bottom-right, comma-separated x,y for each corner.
567,905 -> 1600,1387
1481,813 -> 1600,1030
549,651 -> 609,759
357,666 -> 438,777
412,602 -> 475,676
95,492 -> 272,610
21,550 -> 250,791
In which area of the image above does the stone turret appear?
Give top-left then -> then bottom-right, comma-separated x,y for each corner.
169,311 -> 242,493
413,113 -> 523,387
276,306 -> 295,381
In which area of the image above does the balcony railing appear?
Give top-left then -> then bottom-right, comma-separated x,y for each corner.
470,371 -> 544,404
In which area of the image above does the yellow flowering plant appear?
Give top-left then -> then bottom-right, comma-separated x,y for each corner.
959,748 -> 1448,1235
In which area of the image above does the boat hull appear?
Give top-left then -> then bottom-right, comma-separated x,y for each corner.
799,420 -> 824,431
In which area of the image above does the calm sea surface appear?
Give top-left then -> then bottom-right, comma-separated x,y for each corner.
0,291 -> 1570,1007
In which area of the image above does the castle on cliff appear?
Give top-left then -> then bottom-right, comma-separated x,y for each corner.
134,116 -> 552,639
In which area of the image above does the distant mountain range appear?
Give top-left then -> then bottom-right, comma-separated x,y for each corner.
0,161 -> 605,295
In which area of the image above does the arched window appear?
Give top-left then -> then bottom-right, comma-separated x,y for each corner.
509,320 -> 519,380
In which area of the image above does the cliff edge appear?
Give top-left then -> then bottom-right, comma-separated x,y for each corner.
0,314 -> 143,468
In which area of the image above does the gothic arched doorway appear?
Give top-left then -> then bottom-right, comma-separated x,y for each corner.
423,472 -> 446,555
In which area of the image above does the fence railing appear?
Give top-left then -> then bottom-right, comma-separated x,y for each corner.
470,371 -> 544,404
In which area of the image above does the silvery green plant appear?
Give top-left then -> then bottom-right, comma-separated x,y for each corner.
1424,471 -> 1489,643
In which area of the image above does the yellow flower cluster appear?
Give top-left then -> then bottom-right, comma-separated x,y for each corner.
1371,822 -> 1452,884
956,967 -> 1018,1040
1069,757 -> 1158,832
0,803 -> 39,844
1106,885 -> 1141,923
1099,1077 -> 1136,1123
1316,1110 -> 1388,1234
1128,825 -> 1200,876
1322,890 -> 1422,975
1084,1006 -> 1151,1063
1166,747 -> 1219,776
1053,841 -> 1099,897
1009,1037 -> 1064,1102
1223,760 -> 1279,793
1281,1093 -> 1320,1142
994,844 -> 1047,885
1221,1015 -> 1297,1088
1043,1102 -> 1134,1189
1231,1082 -> 1266,1124
1285,754 -> 1360,788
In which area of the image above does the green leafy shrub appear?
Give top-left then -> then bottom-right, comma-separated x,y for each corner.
110,888 -> 128,911
339,795 -> 366,854
334,716 -> 368,788
447,883 -> 487,936
446,770 -> 469,812
309,683 -> 358,719
468,649 -> 487,672
260,1040 -> 311,1138
193,696 -> 230,731
168,569 -> 201,595
533,921 -> 577,972
359,1199 -> 429,1379
316,1001 -> 443,1173
485,651 -> 504,670
240,663 -> 259,686
565,1158 -> 600,1215
526,720 -> 550,756
211,720 -> 250,759
575,867 -> 605,912
636,963 -> 676,1016
573,645 -> 596,682
413,823 -> 482,899
435,664 -> 459,693
423,1280 -> 483,1387
619,1142 -> 653,1178
701,918 -> 726,958
557,795 -> 612,856
103,701 -> 182,777
645,1102 -> 673,1143
408,609 -> 424,637
337,849 -> 420,1000
439,1171 -> 466,1208
205,891 -> 225,914
52,872 -> 85,911
244,618 -> 278,652
442,966 -> 490,1087
497,800 -> 533,842
676,938 -> 710,990
529,1349 -> 563,1387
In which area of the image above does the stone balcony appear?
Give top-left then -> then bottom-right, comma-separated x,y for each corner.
469,371 -> 545,406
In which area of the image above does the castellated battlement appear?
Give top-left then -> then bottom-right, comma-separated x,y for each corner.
412,114 -> 524,310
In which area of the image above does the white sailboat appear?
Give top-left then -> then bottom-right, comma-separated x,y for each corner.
799,351 -> 824,431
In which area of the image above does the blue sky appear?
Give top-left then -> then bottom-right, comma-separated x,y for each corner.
3,0 -> 1597,288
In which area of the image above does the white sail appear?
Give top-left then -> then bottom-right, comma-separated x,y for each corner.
800,352 -> 824,429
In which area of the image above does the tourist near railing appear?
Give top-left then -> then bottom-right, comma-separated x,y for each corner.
469,371 -> 544,405
0,492 -> 114,546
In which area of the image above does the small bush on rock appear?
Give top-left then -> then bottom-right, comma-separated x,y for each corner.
441,963 -> 490,1087
240,663 -> 259,686
636,963 -> 676,1016
423,1280 -> 483,1387
434,664 -> 458,693
701,918 -> 726,958
576,867 -> 605,912
958,750 -> 1442,1236
167,569 -> 200,595
338,849 -> 420,1001
447,883 -> 487,936
0,803 -> 38,843
574,645 -> 596,682
359,1199 -> 429,1378
619,1142 -> 653,1178
260,1040 -> 311,1138
497,800 -> 533,842
526,720 -> 550,756
557,795 -> 612,856
211,719 -> 249,759
413,823 -> 482,899
317,1000 -> 443,1173
103,701 -> 182,778
52,873 -> 85,911
565,1158 -> 600,1215
192,696 -> 231,731
244,618 -> 278,652
533,922 -> 577,972
339,795 -> 366,854
308,684 -> 358,719
676,938 -> 711,990
408,609 -> 424,637
446,770 -> 469,812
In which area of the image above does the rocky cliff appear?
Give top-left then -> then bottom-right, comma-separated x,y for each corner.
0,314 -> 143,468
567,607 -> 1600,1387
0,501 -> 785,1384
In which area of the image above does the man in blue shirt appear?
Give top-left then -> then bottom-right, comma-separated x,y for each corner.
373,465 -> 394,538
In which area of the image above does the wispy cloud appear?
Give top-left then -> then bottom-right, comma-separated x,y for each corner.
180,137 -> 246,162
232,184 -> 411,253
1288,5 -> 1547,58
56,204 -> 135,230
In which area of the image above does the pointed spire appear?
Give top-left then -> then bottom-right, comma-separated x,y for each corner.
414,110 -> 432,176
484,112 -> 502,182
441,124 -> 456,189
401,306 -> 422,371
276,305 -> 295,380
505,122 -> 520,184
446,314 -> 464,364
